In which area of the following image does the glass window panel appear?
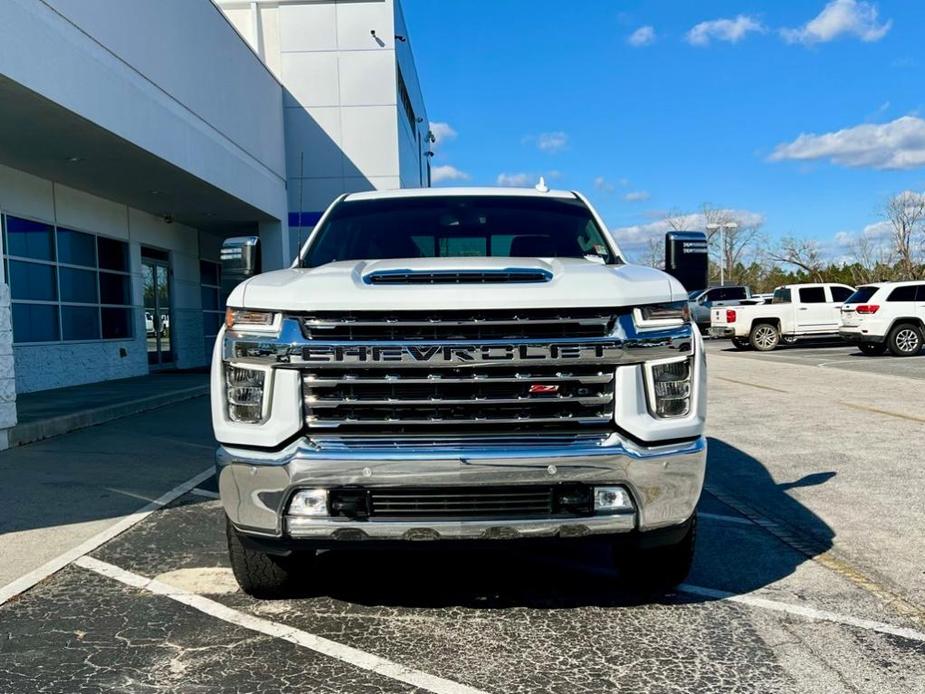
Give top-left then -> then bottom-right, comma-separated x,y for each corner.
200,260 -> 220,286
99,271 -> 131,305
11,303 -> 59,342
9,260 -> 56,301
203,311 -> 223,337
97,236 -> 129,271
799,287 -> 826,303
101,307 -> 133,339
887,285 -> 917,302
57,228 -> 97,267
830,286 -> 853,303
62,306 -> 100,340
59,267 -> 98,303
201,286 -> 219,312
5,217 -> 55,261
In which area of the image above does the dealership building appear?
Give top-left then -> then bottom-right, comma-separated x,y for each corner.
0,0 -> 429,447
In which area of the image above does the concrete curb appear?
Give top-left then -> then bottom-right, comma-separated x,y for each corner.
7,385 -> 210,449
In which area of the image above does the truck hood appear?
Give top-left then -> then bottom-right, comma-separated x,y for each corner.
234,257 -> 686,311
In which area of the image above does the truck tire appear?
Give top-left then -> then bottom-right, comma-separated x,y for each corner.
614,515 -> 696,591
731,337 -> 751,350
887,323 -> 923,357
749,323 -> 780,351
226,517 -> 306,598
859,342 -> 887,356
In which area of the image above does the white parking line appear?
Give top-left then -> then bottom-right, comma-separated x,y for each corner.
189,488 -> 220,500
75,556 -> 488,694
0,467 -> 214,606
678,583 -> 925,643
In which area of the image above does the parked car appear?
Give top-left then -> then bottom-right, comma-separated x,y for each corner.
839,281 -> 925,356
688,285 -> 752,331
710,283 -> 855,351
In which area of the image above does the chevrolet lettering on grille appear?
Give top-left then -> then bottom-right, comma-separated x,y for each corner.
301,342 -> 623,365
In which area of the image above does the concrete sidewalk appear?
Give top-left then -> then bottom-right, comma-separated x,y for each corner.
8,372 -> 209,448
0,396 -> 215,594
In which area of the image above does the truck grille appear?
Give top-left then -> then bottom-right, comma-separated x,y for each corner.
299,307 -> 618,341
327,485 -> 593,519
302,365 -> 615,432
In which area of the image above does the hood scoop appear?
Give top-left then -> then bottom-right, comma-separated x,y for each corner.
363,268 -> 553,285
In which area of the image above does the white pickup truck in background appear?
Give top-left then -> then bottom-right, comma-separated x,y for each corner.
710,283 -> 855,351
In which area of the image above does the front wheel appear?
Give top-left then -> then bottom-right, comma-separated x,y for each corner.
731,337 -> 751,350
226,517 -> 310,598
749,323 -> 780,351
859,342 -> 887,356
614,516 -> 696,591
887,323 -> 923,357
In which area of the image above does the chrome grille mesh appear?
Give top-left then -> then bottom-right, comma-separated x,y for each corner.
299,309 -> 620,433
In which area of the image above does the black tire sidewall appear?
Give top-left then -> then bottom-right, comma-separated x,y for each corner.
888,324 -> 923,357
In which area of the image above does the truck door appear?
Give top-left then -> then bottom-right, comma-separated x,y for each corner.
828,285 -> 854,331
795,286 -> 831,332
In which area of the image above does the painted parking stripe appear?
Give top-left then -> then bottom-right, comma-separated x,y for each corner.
0,467 -> 215,606
189,488 -> 220,500
75,556 -> 488,694
678,583 -> 925,643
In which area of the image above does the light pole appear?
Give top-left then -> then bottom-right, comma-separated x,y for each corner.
705,222 -> 738,285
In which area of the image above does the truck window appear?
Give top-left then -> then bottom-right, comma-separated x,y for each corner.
830,286 -> 853,302
772,288 -> 792,304
845,286 -> 877,303
303,196 -> 619,267
887,285 -> 918,302
799,287 -> 826,303
918,285 -> 925,301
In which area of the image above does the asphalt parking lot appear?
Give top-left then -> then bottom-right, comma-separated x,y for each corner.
2,344 -> 925,693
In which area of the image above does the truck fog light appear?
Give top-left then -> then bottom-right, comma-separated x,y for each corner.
646,357 -> 693,418
225,365 -> 268,423
593,486 -> 634,514
288,489 -> 329,517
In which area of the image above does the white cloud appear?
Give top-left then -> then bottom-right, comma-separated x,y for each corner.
627,25 -> 656,47
594,176 -> 615,193
611,209 -> 764,261
431,165 -> 470,184
781,0 -> 891,45
429,122 -> 457,152
496,172 -> 534,187
769,116 -> 925,170
624,190 -> 651,202
686,15 -> 765,46
535,132 -> 569,153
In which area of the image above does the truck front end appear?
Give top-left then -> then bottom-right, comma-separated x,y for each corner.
212,189 -> 706,595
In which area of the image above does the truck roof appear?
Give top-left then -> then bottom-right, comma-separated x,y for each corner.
343,186 -> 579,202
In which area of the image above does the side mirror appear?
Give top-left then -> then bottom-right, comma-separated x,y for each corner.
221,236 -> 261,293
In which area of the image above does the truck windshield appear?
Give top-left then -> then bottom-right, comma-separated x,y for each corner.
301,195 -> 620,267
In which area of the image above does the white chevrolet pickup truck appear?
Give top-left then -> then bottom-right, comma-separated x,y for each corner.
212,187 -> 706,596
709,283 -> 855,351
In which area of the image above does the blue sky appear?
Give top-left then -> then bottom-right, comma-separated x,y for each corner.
402,0 -> 925,262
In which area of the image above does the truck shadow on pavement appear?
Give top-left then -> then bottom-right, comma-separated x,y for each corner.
281,437 -> 836,609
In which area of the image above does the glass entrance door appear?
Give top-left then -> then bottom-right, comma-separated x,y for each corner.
142,256 -> 173,366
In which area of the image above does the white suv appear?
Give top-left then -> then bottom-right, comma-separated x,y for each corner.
840,282 -> 925,356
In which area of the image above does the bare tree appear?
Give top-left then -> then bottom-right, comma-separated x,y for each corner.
883,191 -> 925,279
661,207 -> 691,232
701,204 -> 764,285
849,233 -> 895,285
642,236 -> 665,269
768,237 -> 825,282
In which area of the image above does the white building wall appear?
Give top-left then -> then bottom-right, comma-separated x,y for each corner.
0,0 -> 288,222
0,163 -> 209,394
218,0 -> 429,259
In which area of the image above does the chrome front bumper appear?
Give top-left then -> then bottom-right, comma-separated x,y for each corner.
217,434 -> 707,542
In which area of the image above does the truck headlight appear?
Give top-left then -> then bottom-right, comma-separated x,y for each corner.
225,308 -> 280,333
225,364 -> 269,423
633,301 -> 691,329
645,356 -> 693,418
